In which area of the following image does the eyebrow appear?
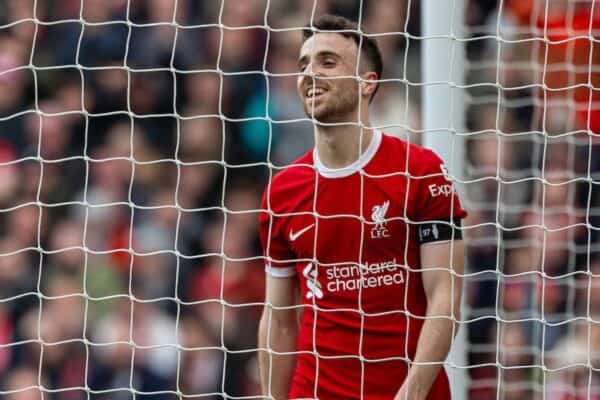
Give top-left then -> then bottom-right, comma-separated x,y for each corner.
297,50 -> 341,68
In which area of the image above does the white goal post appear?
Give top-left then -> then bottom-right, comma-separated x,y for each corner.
422,1 -> 468,399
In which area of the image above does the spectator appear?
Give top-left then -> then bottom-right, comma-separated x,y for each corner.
3,365 -> 44,400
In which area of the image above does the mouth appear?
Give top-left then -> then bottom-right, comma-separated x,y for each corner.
305,86 -> 327,100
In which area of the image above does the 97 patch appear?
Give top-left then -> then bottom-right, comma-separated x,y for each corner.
418,218 -> 462,244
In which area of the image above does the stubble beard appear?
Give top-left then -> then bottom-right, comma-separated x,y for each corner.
304,82 -> 360,124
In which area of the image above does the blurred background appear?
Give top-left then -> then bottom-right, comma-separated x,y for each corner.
0,0 -> 598,399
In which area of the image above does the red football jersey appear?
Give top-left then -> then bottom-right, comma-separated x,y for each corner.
259,131 -> 467,399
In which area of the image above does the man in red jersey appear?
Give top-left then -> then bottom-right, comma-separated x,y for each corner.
258,14 -> 467,400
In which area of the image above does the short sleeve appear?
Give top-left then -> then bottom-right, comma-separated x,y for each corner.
414,149 -> 467,223
258,188 -> 297,278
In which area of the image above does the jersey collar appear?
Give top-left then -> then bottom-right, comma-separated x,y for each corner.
313,130 -> 382,179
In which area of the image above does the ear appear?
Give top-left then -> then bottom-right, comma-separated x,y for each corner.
360,71 -> 378,99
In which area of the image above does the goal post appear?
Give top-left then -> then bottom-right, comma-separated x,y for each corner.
422,0 -> 467,173
421,1 -> 468,399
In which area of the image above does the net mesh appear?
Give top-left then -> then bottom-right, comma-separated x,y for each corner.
465,1 -> 600,399
0,0 -> 598,399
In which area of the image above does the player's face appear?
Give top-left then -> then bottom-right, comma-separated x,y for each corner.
297,33 -> 361,122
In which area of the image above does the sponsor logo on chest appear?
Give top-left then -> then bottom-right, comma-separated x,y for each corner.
302,259 -> 404,300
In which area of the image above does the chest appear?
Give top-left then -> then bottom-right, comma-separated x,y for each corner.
285,174 -> 417,262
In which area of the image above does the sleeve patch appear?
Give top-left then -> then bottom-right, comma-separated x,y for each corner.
418,218 -> 463,244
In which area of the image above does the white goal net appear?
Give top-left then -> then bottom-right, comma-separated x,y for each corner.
463,1 -> 600,399
0,0 -> 598,399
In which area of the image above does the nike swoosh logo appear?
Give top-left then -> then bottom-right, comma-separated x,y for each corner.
289,224 -> 315,242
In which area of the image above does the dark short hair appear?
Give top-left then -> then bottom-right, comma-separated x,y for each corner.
302,14 -> 383,102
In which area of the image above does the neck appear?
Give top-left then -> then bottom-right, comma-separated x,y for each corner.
314,115 -> 374,170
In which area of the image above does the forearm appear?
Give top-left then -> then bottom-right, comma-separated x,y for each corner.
258,310 -> 298,399
402,297 -> 460,400
397,240 -> 465,400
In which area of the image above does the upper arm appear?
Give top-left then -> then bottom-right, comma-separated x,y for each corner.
261,275 -> 299,334
265,275 -> 299,309
420,240 -> 464,317
413,148 -> 467,316
259,185 -> 299,326
259,186 -> 297,278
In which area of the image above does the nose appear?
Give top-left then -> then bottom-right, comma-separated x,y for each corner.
300,63 -> 325,87
304,62 -> 313,74
300,64 -> 316,89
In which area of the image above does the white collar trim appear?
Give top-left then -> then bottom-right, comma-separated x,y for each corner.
313,130 -> 382,179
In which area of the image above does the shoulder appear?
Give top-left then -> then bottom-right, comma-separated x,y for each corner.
379,133 -> 444,173
266,151 -> 315,194
410,145 -> 446,176
261,150 -> 315,212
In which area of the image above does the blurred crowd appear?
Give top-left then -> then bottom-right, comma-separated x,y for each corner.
0,0 -> 598,399
465,1 -> 600,399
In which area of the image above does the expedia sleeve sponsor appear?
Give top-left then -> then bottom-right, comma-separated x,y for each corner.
414,149 -> 468,224
418,218 -> 462,244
